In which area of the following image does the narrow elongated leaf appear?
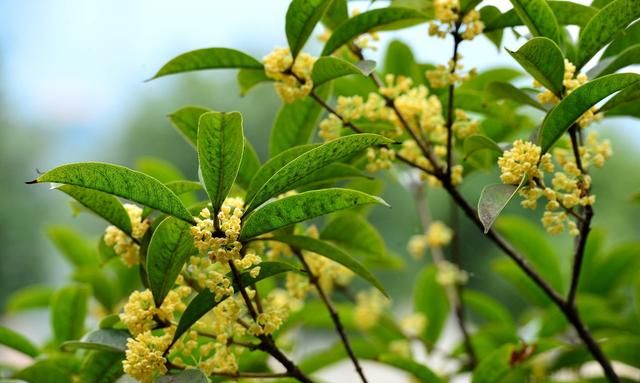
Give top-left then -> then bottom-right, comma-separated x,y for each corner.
286,0 -> 334,58
156,369 -> 208,383
484,82 -> 545,111
197,111 -> 244,216
241,188 -> 388,240
72,267 -> 119,312
539,73 -> 640,153
47,226 -> 99,267
268,234 -> 388,296
377,354 -> 444,383
31,162 -> 194,223
589,44 -> 640,78
384,40 -> 424,84
147,217 -> 195,306
322,0 -> 348,30
601,81 -> 640,116
236,140 -> 261,191
237,68 -> 272,96
478,177 -> 526,233
322,7 -> 429,56
509,0 -> 560,43
270,85 -> 329,157
150,48 -> 262,80
168,106 -> 210,148
247,134 -> 392,211
414,265 -> 449,347
57,185 -> 132,234
60,329 -> 129,353
576,0 -> 640,69
311,57 -> 376,87
78,351 -> 124,383
233,261 -> 300,290
463,134 -> 503,159
290,163 -> 370,191
13,360 -> 71,383
0,326 -> 39,357
602,20 -> 640,59
480,6 -> 505,50
463,290 -> 514,327
5,285 -> 54,313
484,2 -> 597,31
165,181 -> 202,196
51,284 -> 89,344
507,37 -> 565,97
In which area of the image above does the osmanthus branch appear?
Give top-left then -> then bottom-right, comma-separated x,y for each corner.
292,248 -> 369,383
445,24 -> 463,181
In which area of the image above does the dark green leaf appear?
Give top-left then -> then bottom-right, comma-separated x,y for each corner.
168,106 -> 210,148
576,0 -> 640,69
290,163 -> 371,190
164,181 -> 202,196
463,290 -> 514,327
589,44 -> 640,77
4,285 -> 54,313
78,351 -> 124,383
508,0 -> 560,43
197,111 -> 244,216
57,185 -> 132,234
484,81 -> 545,111
602,20 -> 640,58
479,6 -> 505,50
233,261 -> 300,290
247,133 -> 392,211
539,73 -> 640,153
268,234 -> 388,296
156,369 -> 208,383
493,259 -> 550,306
60,329 -> 129,353
322,7 -> 429,56
240,188 -> 388,240
150,48 -> 262,80
237,69 -> 272,96
286,0 -> 334,58
484,2 -> 597,31
236,140 -> 261,191
47,225 -> 99,267
507,37 -> 565,97
0,326 -> 39,357
414,265 -> 449,348
32,162 -> 194,224
477,178 -> 525,233
461,0 -> 482,14
311,57 -> 375,88
51,285 -> 90,344
377,354 -> 444,383
471,344 -> 516,383
601,81 -> 640,118
463,134 -> 503,160
147,217 -> 195,306
322,0 -> 348,30
13,360 -> 71,383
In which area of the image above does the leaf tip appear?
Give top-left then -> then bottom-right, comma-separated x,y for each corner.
25,179 -> 39,185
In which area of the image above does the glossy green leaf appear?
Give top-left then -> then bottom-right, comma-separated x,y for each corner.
165,181 -> 202,196
576,0 -> 640,69
236,140 -> 261,191
507,37 -> 565,97
51,284 -> 89,344
290,163 -> 371,190
5,285 -> 54,313
601,81 -> 640,117
539,73 -> 640,152
471,344 -> 516,383
147,217 -> 195,306
31,162 -> 194,223
268,234 -> 387,296
311,57 -> 376,87
269,85 -> 329,157
461,0 -> 482,13
477,177 -> 525,233
377,354 -> 444,383
589,44 -> 640,77
57,185 -> 132,234
241,188 -> 388,240
322,7 -> 429,56
47,225 -> 99,267
322,0 -> 348,30
484,81 -> 545,110
237,69 -> 272,96
247,133 -> 392,211
414,265 -> 449,348
156,369 -> 209,383
484,2 -> 597,31
0,326 -> 39,357
78,351 -> 124,383
168,106 -> 210,148
479,6 -> 505,50
150,48 -> 262,80
233,261 -> 300,291
602,20 -> 640,58
463,134 -> 503,160
197,111 -> 244,216
60,329 -> 129,353
286,0 -> 334,58
508,0 -> 560,43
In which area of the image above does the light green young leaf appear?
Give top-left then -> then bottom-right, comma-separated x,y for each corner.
507,37 -> 565,97
322,7 -> 429,56
168,106 -> 210,148
477,177 -> 526,233
480,6 -> 505,50
237,69 -> 272,96
484,2 -> 597,32
60,329 -> 129,353
47,225 -> 99,267
5,285 -> 54,313
136,157 -> 184,183
286,0 -> 334,58
576,0 -> 640,69
414,265 -> 449,348
602,20 -> 640,59
463,290 -> 515,327
241,188 -> 388,240
13,360 -> 71,383
268,234 -> 388,296
493,259 -> 551,306
539,73 -> 640,153
78,351 -> 124,383
31,162 -> 194,224
463,134 -> 503,159
471,344 -> 516,383
57,185 -> 132,234
72,267 -> 119,312
484,81 -> 545,111
508,0 -> 560,43
384,40 -> 425,84
589,44 -> 640,78
0,326 -> 39,357
150,48 -> 262,80
147,217 -> 195,306
51,284 -> 90,344
197,111 -> 244,216
377,354 -> 444,383
311,57 -> 376,87
247,133 -> 392,211
156,369 -> 208,383
269,84 -> 330,157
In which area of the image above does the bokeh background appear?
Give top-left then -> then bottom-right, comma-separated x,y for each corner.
1,0 -> 638,380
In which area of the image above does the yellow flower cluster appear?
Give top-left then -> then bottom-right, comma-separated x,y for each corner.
263,47 -> 315,103
191,198 -> 244,264
429,0 -> 484,40
120,289 -> 188,336
407,221 -> 454,259
498,140 -> 553,185
400,312 -> 427,337
426,56 -> 476,89
366,147 -> 396,172
436,260 -> 468,286
452,109 -> 479,139
123,330 -> 173,383
319,113 -> 343,142
354,288 -> 390,331
351,8 -> 380,51
104,204 -> 150,266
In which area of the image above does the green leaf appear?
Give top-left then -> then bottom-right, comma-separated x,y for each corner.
601,81 -> 640,118
322,7 -> 429,56
479,6 -> 504,50
0,326 -> 39,357
237,69 -> 272,96
508,0 -> 560,43
240,188 -> 388,240
471,344 -> 516,383
164,181 -> 202,196
461,0 -> 482,13
463,134 -> 503,160
247,133 -> 392,211
150,48 -> 262,80
589,44 -> 640,78
507,37 -> 565,97
136,157 -> 184,183
47,225 -> 99,267
414,265 -> 449,348
484,2 -> 597,31
72,267 -> 119,312
197,111 -> 244,216
236,140 -> 261,191
484,81 -> 545,111
286,0 -> 334,58
602,19 -> 640,59
539,73 -> 640,153
268,234 -> 387,296
31,162 -> 194,224
57,185 -> 132,234
322,0 -> 348,30
51,284 -> 90,344
463,290 -> 514,327
13,360 -> 71,383
168,106 -> 210,148
290,163 -> 371,191
147,217 -> 195,306
576,0 -> 640,69
4,285 -> 54,313
477,178 -> 526,233
60,329 -> 129,353
493,259 -> 550,306
269,85 -> 329,157
311,57 -> 376,88
78,351 -> 124,383
377,354 -> 444,383
156,369 -> 208,383
232,261 -> 300,290
383,40 -> 424,84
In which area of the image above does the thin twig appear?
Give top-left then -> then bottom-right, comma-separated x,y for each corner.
210,371 -> 291,379
446,26 -> 463,180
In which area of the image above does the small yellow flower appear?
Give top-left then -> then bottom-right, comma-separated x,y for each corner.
263,47 -> 315,103
425,221 -> 453,248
